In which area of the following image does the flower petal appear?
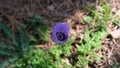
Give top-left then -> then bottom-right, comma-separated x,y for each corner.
52,22 -> 69,44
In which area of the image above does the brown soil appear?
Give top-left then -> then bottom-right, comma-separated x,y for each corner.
0,0 -> 120,68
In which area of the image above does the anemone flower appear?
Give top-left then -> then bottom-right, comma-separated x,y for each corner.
52,22 -> 69,44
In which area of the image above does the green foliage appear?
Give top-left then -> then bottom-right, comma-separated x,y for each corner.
111,63 -> 119,68
11,40 -> 73,68
83,0 -> 111,29
52,40 -> 73,56
83,16 -> 94,23
12,47 -> 52,68
0,23 -> 29,57
11,27 -> 107,68
28,14 -> 49,44
0,23 -> 30,68
79,0 -> 111,67
76,29 -> 107,67
0,15 -> 49,67
0,23 -> 12,38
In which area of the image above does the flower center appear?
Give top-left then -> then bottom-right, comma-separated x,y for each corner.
56,32 -> 65,41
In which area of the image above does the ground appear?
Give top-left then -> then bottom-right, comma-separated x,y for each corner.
0,0 -> 120,68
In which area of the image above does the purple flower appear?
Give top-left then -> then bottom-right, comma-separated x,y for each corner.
52,22 -> 69,44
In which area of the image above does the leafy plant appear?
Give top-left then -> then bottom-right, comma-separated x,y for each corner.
11,40 -> 73,68
79,0 -> 111,67
0,22 -> 29,57
27,14 -> 49,44
0,15 -> 49,68
11,27 -> 107,68
83,0 -> 111,29
76,29 -> 107,67
111,63 -> 119,68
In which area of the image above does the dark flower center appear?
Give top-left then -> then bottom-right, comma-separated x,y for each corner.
56,32 -> 65,41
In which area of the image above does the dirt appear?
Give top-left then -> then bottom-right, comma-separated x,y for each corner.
0,0 -> 120,68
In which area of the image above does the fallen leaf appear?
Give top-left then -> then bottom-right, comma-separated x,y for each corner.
110,28 -> 120,38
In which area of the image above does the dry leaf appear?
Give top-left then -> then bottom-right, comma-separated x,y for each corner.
110,28 -> 120,38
